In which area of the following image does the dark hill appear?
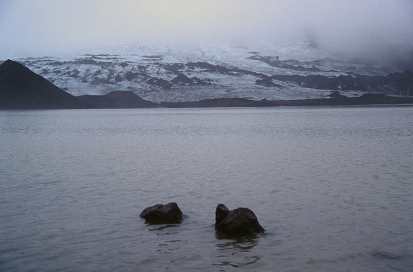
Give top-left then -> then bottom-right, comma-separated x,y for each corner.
78,91 -> 156,108
0,60 -> 80,109
0,60 -> 155,109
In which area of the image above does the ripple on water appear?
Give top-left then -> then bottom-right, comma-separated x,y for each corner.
0,107 -> 412,272
214,237 -> 263,269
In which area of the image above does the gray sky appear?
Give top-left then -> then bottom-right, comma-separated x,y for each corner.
1,0 -> 413,65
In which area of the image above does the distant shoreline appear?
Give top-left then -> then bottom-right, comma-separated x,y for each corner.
1,98 -> 413,111
159,94 -> 413,109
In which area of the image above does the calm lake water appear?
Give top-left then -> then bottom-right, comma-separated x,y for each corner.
0,107 -> 412,272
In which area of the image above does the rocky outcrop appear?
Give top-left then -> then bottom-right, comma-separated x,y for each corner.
249,55 -> 325,72
272,71 -> 413,96
215,204 -> 264,238
256,76 -> 282,88
140,203 -> 183,224
146,77 -> 172,89
171,73 -> 211,86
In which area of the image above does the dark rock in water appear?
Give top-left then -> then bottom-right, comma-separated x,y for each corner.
140,203 -> 183,224
216,204 -> 230,224
215,204 -> 264,238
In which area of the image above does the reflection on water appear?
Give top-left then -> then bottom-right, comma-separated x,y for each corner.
371,250 -> 403,260
0,107 -> 412,272
214,237 -> 261,269
148,224 -> 181,232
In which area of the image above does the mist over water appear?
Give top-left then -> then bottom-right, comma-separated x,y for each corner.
1,0 -> 413,67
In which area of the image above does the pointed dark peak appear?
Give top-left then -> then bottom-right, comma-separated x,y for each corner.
0,59 -> 80,109
1,59 -> 22,68
0,59 -> 34,75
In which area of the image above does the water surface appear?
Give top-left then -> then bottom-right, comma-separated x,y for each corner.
0,107 -> 412,272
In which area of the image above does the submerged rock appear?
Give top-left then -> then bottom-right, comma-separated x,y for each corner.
140,202 -> 183,224
215,204 -> 264,238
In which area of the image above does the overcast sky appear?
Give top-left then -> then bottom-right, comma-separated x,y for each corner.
1,0 -> 413,64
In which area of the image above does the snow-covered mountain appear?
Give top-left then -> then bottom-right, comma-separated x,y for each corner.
17,44 -> 411,102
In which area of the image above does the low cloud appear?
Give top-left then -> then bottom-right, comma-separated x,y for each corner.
1,0 -> 413,66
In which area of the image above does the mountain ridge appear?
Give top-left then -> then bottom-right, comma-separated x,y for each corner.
17,46 -> 412,102
1,59 -> 412,110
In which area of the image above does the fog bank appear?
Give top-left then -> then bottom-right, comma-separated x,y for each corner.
1,0 -> 413,65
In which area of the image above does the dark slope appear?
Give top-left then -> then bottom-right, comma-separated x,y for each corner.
78,91 -> 156,108
0,60 -> 155,109
0,60 -> 80,109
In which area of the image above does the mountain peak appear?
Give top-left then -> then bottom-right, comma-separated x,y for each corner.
0,59 -> 40,80
2,59 -> 16,64
0,59 -> 80,109
0,59 -> 25,70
